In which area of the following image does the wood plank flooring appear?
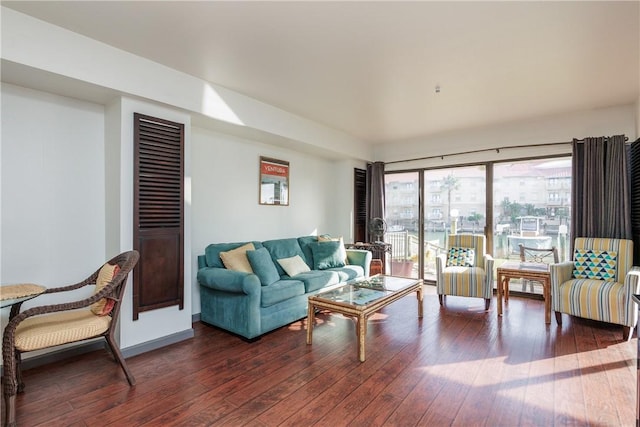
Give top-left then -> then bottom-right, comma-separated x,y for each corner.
3,285 -> 637,426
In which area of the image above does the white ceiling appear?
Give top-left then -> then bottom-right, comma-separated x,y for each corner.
3,1 -> 639,144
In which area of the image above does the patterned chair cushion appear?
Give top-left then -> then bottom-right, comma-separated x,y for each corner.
573,249 -> 617,281
447,247 -> 475,267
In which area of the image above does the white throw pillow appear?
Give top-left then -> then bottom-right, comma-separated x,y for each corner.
277,255 -> 311,277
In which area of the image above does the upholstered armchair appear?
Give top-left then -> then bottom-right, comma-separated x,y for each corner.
436,234 -> 494,310
551,237 -> 640,340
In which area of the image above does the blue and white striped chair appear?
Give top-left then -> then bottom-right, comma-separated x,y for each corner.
436,234 -> 494,310
551,237 -> 640,340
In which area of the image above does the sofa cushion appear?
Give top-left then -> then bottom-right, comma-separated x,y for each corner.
247,248 -> 280,286
291,270 -> 340,293
309,241 -> 346,270
277,255 -> 311,277
261,280 -> 305,307
263,238 -> 308,276
220,243 -> 255,273
297,235 -> 319,268
205,241 -> 263,268
318,234 -> 348,264
328,265 -> 365,281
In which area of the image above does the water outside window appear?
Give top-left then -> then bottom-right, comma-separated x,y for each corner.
493,157 -> 572,295
383,157 -> 571,290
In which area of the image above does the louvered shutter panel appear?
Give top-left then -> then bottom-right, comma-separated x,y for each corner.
133,113 -> 184,320
630,139 -> 640,264
354,168 -> 367,243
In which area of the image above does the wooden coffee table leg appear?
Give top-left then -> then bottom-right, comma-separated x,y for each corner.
306,301 -> 315,345
544,279 -> 551,324
357,313 -> 367,362
497,273 -> 503,316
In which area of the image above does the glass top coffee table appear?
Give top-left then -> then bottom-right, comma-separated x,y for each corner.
306,275 -> 423,362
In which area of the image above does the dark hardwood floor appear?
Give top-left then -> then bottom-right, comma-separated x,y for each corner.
3,284 -> 636,426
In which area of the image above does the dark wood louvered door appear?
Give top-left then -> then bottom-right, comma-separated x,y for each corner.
133,113 -> 184,320
354,168 -> 367,243
630,138 -> 640,264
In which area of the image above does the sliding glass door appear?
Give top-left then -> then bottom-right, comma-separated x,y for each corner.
384,156 -> 571,288
492,157 -> 572,295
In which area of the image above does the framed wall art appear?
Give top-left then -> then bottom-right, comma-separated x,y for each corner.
259,156 -> 289,205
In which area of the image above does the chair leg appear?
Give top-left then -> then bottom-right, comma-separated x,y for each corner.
554,311 -> 562,325
622,326 -> 632,341
2,342 -> 18,427
438,294 -> 445,306
3,393 -> 17,427
15,352 -> 24,393
105,335 -> 136,386
485,298 -> 491,310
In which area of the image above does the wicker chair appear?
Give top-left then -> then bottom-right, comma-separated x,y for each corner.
2,250 -> 139,427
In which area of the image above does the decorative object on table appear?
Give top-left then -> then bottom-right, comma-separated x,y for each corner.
551,237 -> 640,340
259,156 -> 289,205
436,234 -> 494,310
368,217 -> 387,243
2,250 -> 140,427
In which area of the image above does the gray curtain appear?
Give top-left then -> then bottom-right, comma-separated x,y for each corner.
366,161 -> 385,242
572,135 -> 631,240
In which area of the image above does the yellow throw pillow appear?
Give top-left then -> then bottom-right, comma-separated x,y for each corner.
90,263 -> 120,316
220,243 -> 255,273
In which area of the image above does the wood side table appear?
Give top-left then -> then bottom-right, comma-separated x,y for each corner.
497,261 -> 552,324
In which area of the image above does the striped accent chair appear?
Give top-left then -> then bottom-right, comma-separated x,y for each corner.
551,237 -> 640,340
436,234 -> 494,310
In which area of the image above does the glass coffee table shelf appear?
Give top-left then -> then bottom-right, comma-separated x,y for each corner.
306,275 -> 423,362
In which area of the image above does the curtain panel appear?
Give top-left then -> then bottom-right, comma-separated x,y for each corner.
366,161 -> 385,243
571,135 -> 631,242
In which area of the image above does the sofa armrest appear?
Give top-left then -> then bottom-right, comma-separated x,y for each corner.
197,267 -> 261,295
346,249 -> 372,277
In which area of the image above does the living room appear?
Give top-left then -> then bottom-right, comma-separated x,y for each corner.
1,1 -> 640,425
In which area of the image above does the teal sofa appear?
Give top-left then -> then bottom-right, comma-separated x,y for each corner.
197,236 -> 371,339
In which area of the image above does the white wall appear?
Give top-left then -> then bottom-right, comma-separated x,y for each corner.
1,83 -> 106,332
379,104 -> 637,170
190,126 -> 361,312
1,6 -> 371,162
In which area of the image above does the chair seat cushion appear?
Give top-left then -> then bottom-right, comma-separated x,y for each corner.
15,309 -> 111,351
442,266 -> 487,298
554,278 -> 624,324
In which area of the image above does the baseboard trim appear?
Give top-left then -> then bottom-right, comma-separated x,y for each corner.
121,328 -> 195,359
1,340 -> 106,375
192,312 -> 201,323
1,328 -> 196,375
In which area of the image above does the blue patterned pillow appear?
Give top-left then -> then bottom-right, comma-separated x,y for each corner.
447,247 -> 475,267
573,249 -> 617,280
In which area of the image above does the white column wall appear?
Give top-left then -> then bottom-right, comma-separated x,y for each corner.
1,83 -> 106,345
